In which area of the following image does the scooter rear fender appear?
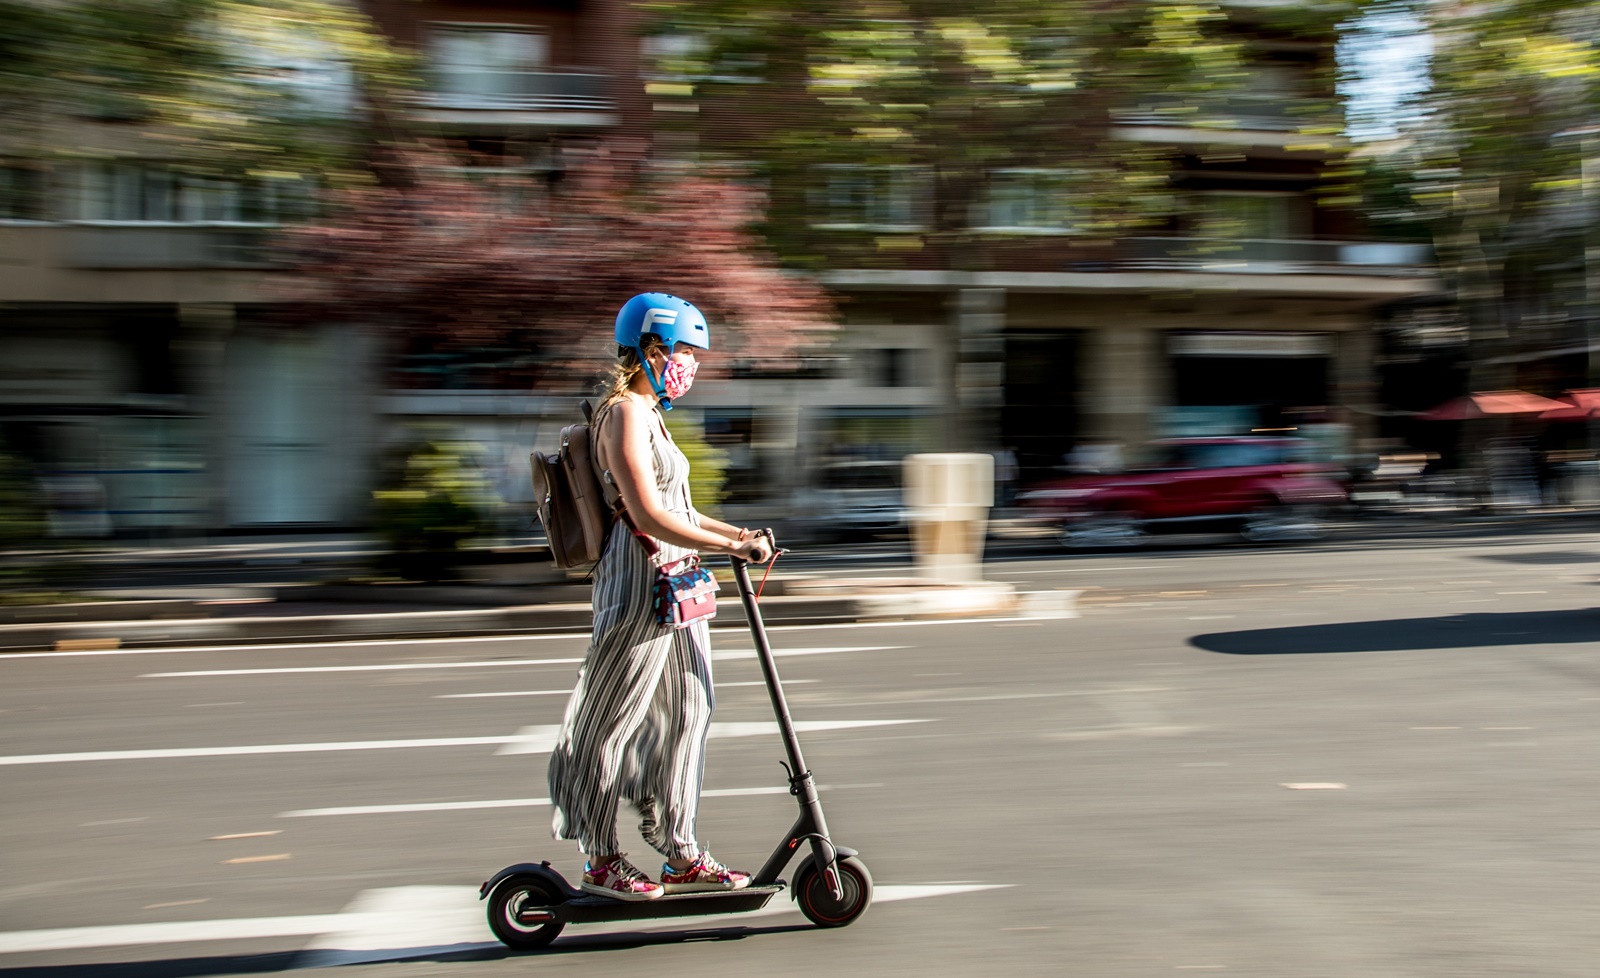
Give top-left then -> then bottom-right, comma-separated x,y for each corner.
479,862 -> 578,901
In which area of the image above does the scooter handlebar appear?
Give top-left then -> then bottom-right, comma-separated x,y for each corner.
732,528 -> 779,566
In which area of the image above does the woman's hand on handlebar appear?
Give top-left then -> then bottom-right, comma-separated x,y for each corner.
732,531 -> 774,564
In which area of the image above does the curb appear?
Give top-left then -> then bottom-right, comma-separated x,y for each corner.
0,586 -> 1060,653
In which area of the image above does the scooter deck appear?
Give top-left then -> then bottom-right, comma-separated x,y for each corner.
560,884 -> 783,924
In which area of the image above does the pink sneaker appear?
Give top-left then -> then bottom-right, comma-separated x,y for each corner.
581,856 -> 663,902
660,852 -> 751,894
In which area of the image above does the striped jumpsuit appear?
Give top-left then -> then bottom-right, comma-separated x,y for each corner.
547,400 -> 714,862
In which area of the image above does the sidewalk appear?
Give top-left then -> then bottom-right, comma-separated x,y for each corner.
7,504 -> 1598,653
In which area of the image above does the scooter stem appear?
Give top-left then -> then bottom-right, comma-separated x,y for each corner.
728,554 -> 812,790
730,551 -> 841,898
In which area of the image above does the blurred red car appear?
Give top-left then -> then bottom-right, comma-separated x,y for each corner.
1017,436 -> 1347,548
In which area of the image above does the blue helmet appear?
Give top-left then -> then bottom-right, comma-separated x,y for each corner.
614,293 -> 710,410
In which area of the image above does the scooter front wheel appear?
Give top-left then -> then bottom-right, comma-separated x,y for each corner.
795,855 -> 873,928
487,876 -> 566,950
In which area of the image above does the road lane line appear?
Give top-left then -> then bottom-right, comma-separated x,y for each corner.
711,645 -> 899,661
0,634 -> 583,660
3,616 -> 1010,662
143,658 -> 585,678
0,880 -> 1006,958
0,719 -> 931,766
434,678 -> 818,699
294,881 -> 1011,967
144,648 -> 895,678
280,785 -> 807,818
0,914 -> 349,954
434,689 -> 570,698
0,736 -> 521,766
491,718 -> 932,756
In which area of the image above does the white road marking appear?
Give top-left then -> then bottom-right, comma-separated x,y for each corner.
4,614 -> 1014,663
0,914 -> 349,954
281,785 -> 810,818
0,719 -> 931,767
433,679 -> 819,699
0,634 -> 580,660
0,736 -> 521,766
434,689 -> 571,699
145,648 -> 896,679
0,881 -> 1009,959
144,658 -> 585,678
711,645 -> 899,661
492,719 -> 932,756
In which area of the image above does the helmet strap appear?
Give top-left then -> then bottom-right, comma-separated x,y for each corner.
637,346 -> 674,411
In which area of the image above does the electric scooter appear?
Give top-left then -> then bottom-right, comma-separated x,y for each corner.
480,535 -> 872,950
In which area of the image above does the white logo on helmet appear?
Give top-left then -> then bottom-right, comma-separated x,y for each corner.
642,308 -> 679,331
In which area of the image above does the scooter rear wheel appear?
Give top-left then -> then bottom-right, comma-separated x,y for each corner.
487,876 -> 566,950
795,855 -> 873,928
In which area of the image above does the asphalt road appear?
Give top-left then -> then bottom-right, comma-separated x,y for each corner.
4,528 -> 1600,977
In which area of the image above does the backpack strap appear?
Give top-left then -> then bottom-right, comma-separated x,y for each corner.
589,396 -> 661,563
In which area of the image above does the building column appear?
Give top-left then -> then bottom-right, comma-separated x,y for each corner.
1080,324 -> 1164,447
1333,325 -> 1379,446
175,302 -> 235,531
951,287 -> 1005,451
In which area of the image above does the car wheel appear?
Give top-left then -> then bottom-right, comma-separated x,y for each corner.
1241,503 -> 1328,543
1059,509 -> 1146,549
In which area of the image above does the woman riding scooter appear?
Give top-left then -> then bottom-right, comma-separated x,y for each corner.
546,293 -> 773,901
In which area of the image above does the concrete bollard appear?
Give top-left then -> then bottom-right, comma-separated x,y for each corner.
903,453 -> 994,582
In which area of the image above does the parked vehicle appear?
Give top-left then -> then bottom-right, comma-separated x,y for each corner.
788,460 -> 908,543
1016,437 -> 1346,548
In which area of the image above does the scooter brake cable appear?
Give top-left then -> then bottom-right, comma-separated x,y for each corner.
755,548 -> 783,602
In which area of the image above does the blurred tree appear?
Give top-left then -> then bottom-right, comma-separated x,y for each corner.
370,433 -> 494,581
636,1 -> 1271,266
664,413 -> 730,517
1351,0 -> 1600,387
0,0 -> 411,184
272,149 -> 838,387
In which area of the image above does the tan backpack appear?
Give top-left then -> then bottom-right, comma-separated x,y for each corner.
530,401 -> 616,568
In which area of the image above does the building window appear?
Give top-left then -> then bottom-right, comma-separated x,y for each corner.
429,24 -> 549,101
0,165 -> 46,220
977,169 -> 1080,234
812,165 -> 929,230
864,348 -> 925,388
1190,192 -> 1310,239
73,163 -> 304,224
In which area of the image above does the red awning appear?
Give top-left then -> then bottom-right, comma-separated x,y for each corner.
1418,390 -> 1570,421
1540,388 -> 1600,420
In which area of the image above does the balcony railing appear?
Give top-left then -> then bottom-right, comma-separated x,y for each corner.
1088,237 -> 1433,275
61,225 -> 277,269
419,70 -> 612,112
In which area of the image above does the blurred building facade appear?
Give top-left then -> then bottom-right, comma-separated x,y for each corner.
0,1 -> 1442,536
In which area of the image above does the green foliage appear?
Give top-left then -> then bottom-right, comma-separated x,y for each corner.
665,413 -> 729,518
370,436 -> 494,581
0,444 -> 43,552
0,0 -> 414,184
1351,0 -> 1600,371
640,1 -> 1254,260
